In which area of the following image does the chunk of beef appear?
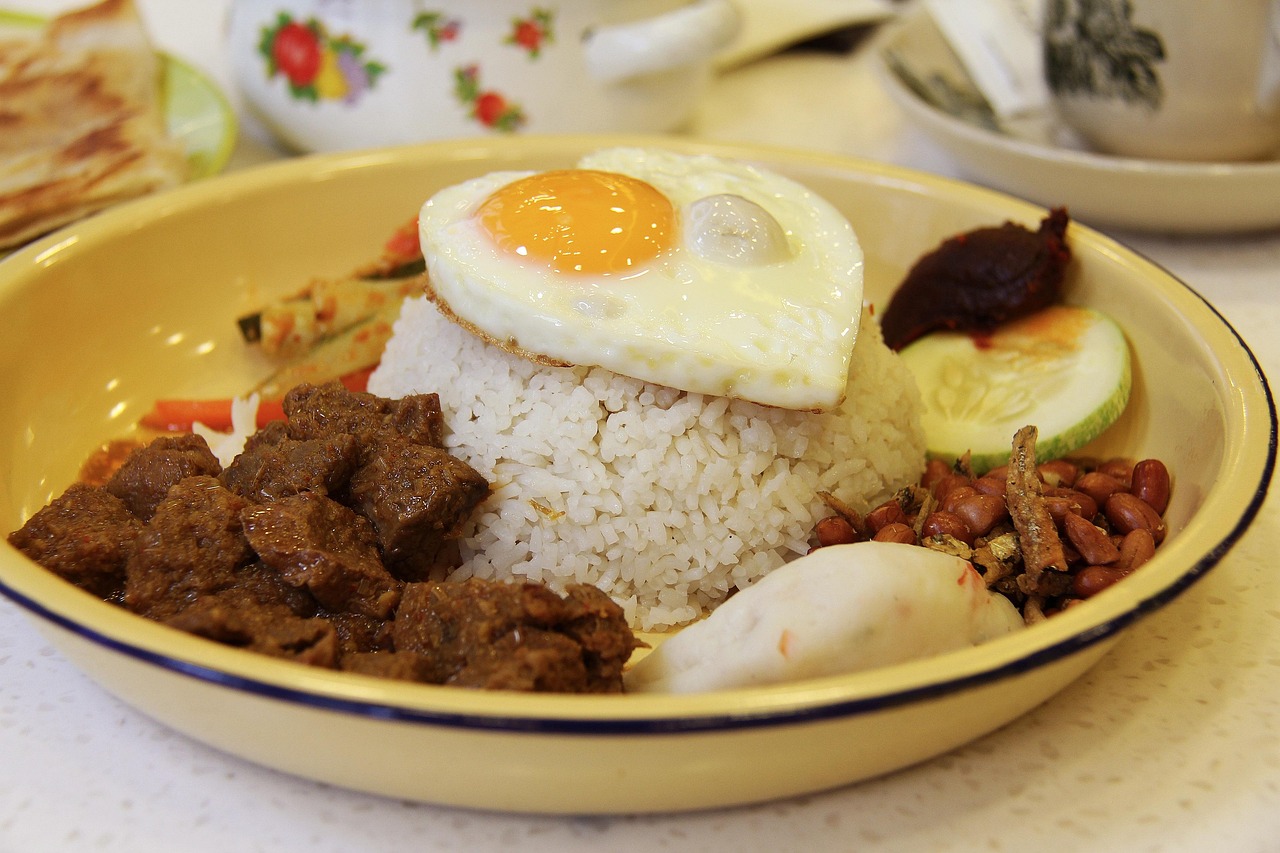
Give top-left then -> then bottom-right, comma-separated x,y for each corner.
392,579 -> 566,685
283,381 -> 443,448
340,650 -> 435,681
392,578 -> 636,692
219,421 -> 359,503
106,433 -> 222,521
79,438 -> 145,488
234,560 -> 320,618
451,629 -> 591,692
8,382 -> 522,688
381,392 -> 446,448
326,611 -> 395,656
559,583 -> 644,690
164,590 -> 337,667
124,476 -> 254,620
241,492 -> 402,618
349,434 -> 488,580
278,382 -> 487,579
6,483 -> 142,598
244,419 -> 288,446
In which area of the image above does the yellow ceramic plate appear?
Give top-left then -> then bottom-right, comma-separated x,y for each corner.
0,136 -> 1273,814
0,9 -> 237,180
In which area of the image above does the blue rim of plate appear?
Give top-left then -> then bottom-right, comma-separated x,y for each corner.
0,9 -> 236,180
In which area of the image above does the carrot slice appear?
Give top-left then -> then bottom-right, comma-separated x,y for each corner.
139,398 -> 286,432
139,366 -> 373,433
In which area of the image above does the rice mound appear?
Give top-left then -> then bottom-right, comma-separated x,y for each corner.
369,296 -> 927,631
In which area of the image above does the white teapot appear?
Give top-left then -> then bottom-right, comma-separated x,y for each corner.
226,0 -> 741,152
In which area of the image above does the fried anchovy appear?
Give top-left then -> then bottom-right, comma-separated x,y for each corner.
1005,425 -> 1068,590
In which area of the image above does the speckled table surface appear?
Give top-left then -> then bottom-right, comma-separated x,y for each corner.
2,2 -> 1278,851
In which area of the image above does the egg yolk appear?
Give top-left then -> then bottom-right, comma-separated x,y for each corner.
476,169 -> 674,275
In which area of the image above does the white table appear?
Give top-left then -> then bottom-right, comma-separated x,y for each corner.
3,2 -> 1279,851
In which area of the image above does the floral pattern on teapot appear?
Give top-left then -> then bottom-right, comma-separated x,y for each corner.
411,11 -> 461,50
255,6 -> 561,131
505,8 -> 555,58
416,6 -> 558,133
454,64 -> 526,133
257,13 -> 387,104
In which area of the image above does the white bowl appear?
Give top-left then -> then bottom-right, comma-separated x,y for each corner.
0,135 -> 1272,814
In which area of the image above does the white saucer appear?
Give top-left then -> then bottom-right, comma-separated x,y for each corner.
876,9 -> 1280,235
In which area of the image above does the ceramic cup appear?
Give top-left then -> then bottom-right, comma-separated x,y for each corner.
226,0 -> 741,153
1041,0 -> 1280,161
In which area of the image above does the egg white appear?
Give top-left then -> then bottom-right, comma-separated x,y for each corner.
417,147 -> 864,411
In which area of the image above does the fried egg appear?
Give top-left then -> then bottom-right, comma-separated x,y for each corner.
417,147 -> 864,411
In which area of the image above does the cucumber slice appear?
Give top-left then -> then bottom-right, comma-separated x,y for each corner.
897,305 -> 1131,473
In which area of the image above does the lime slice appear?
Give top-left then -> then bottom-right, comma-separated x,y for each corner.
897,305 -> 1131,473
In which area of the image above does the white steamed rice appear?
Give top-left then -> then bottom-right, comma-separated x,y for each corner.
368,296 -> 926,631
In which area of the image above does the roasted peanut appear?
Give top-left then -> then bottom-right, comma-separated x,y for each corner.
1131,459 -> 1172,515
971,475 -> 1007,498
1071,565 -> 1125,598
1037,459 -> 1080,487
1114,528 -> 1157,573
866,500 -> 909,532
873,522 -> 917,545
1062,512 -> 1120,565
1104,492 -> 1167,543
1073,471 -> 1126,507
931,473 -> 971,503
921,510 -> 974,545
1043,495 -> 1080,527
1096,457 -> 1135,487
810,446 -> 1174,620
984,464 -> 1009,481
1044,486 -> 1099,521
921,458 -> 952,491
940,485 -> 978,514
950,493 -> 1008,537
815,515 -> 858,547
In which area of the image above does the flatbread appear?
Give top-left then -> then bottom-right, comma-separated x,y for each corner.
0,0 -> 188,250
